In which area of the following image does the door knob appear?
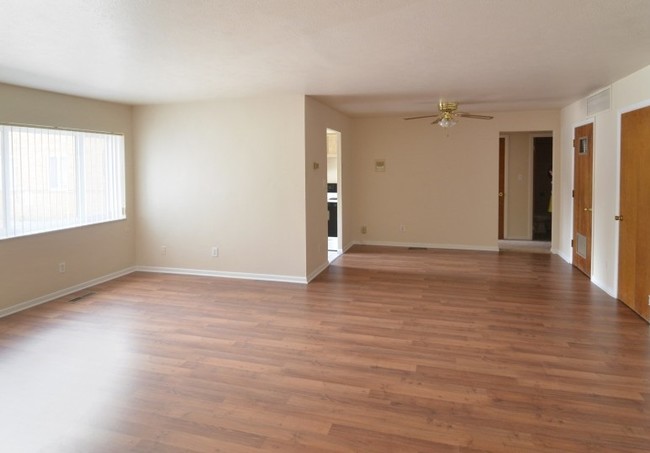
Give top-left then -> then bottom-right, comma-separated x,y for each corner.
615,215 -> 623,221
583,207 -> 592,212
498,192 -> 504,197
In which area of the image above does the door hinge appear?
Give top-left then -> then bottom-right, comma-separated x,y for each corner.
571,239 -> 574,248
572,189 -> 575,198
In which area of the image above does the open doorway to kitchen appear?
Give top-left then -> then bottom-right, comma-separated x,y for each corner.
326,129 -> 342,262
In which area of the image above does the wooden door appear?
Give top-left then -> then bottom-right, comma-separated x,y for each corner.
498,138 -> 505,239
572,123 -> 593,276
618,106 -> 650,322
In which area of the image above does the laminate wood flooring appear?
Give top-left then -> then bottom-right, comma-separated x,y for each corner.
1,245 -> 649,452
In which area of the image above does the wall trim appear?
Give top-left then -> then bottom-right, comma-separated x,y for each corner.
591,276 -> 617,299
342,241 -> 355,253
0,266 -> 137,319
136,266 -> 307,284
306,241 -> 357,282
355,240 -> 499,252
307,261 -> 330,282
505,235 -> 532,241
557,249 -> 572,264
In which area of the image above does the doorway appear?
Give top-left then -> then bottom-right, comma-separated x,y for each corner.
498,137 -> 505,240
498,132 -> 553,252
326,129 -> 342,262
532,137 -> 553,241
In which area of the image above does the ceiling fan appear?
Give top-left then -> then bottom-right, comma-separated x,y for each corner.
404,101 -> 493,128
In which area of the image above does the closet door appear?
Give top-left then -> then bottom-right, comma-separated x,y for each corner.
618,105 -> 650,322
573,123 -> 593,276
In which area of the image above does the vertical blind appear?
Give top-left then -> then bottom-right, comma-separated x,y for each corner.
0,124 -> 126,239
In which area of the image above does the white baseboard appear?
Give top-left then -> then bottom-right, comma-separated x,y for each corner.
136,266 -> 307,284
1,265 -> 308,319
307,261 -> 330,282
0,267 -> 137,319
306,241 -> 357,282
591,276 -> 617,298
557,250 -> 572,264
0,240 -> 534,319
355,240 -> 499,252
553,250 -> 617,298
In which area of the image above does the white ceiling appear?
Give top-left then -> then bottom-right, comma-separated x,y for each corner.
1,0 -> 650,117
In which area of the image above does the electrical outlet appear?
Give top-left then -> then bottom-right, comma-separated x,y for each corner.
161,245 -> 167,255
399,224 -> 407,232
211,246 -> 219,257
361,225 -> 367,234
58,262 -> 66,273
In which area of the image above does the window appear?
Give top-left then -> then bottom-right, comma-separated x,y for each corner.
0,124 -> 126,240
579,136 -> 589,155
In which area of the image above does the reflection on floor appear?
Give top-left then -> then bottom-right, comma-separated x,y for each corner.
498,239 -> 551,254
328,237 -> 341,262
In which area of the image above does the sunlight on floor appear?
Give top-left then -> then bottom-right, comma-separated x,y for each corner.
328,237 -> 341,262
0,326 -> 132,451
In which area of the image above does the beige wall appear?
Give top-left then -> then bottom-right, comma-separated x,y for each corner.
133,95 -> 307,281
0,84 -> 562,314
559,64 -> 650,296
305,97 -> 353,278
349,111 -> 560,250
0,83 -> 135,313
2,58 -> 648,311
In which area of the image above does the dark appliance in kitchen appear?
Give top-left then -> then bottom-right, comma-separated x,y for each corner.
327,183 -> 337,237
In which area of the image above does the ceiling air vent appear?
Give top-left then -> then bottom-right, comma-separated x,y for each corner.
586,88 -> 611,116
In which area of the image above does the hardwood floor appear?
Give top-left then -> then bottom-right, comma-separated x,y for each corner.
1,245 -> 649,452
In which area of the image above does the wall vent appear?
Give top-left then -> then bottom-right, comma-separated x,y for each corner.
586,87 -> 611,116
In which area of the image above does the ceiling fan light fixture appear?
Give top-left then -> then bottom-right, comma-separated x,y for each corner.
403,100 -> 491,128
439,116 -> 456,128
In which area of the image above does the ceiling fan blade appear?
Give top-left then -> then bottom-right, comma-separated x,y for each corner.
431,117 -> 443,125
404,114 -> 440,120
457,113 -> 494,120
